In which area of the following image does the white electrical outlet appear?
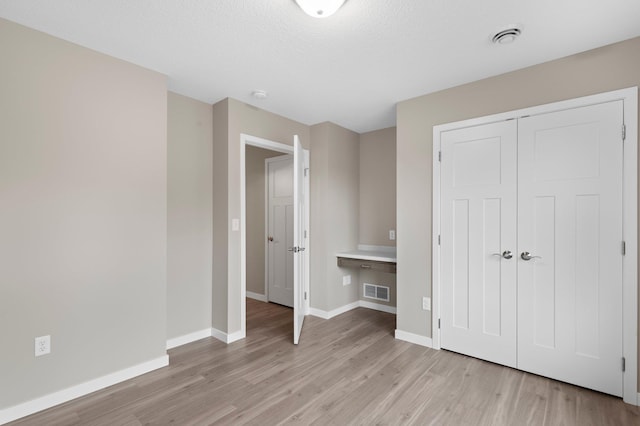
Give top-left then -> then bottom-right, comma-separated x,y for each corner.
35,335 -> 51,357
342,275 -> 351,286
389,230 -> 396,240
422,297 -> 431,311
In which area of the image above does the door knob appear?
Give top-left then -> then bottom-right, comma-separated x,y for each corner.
492,250 -> 513,259
521,251 -> 542,261
268,236 -> 274,242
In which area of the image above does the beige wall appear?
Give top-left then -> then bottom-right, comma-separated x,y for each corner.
357,127 -> 397,307
212,99 -> 229,332
0,18 -> 167,409
213,98 -> 310,334
396,36 -> 640,380
359,127 -> 397,247
167,92 -> 213,340
245,146 -> 285,296
310,123 -> 361,312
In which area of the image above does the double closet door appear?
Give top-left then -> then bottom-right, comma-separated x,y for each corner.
440,100 -> 624,396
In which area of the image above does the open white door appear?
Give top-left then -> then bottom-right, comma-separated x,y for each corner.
293,135 -> 307,344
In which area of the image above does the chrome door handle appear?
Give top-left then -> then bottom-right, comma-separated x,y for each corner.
492,250 -> 513,260
521,251 -> 542,261
288,247 -> 298,253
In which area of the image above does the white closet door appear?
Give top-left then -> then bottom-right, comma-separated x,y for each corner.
517,101 -> 624,396
440,120 -> 518,367
267,156 -> 294,307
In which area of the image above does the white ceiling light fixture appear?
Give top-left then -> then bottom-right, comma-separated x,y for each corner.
295,0 -> 347,18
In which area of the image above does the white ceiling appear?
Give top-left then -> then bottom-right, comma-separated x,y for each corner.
1,0 -> 639,133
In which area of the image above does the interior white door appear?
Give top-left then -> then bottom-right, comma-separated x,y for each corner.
267,156 -> 294,307
293,135 -> 307,345
517,101 -> 624,396
440,120 -> 518,367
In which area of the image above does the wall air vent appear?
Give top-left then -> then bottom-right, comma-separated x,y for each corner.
363,283 -> 390,302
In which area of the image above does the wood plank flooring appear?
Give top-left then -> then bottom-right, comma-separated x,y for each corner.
9,299 -> 640,425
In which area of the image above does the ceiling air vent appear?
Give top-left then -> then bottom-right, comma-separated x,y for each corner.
363,283 -> 390,302
492,27 -> 522,44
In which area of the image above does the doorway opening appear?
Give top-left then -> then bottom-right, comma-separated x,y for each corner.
240,134 -> 310,344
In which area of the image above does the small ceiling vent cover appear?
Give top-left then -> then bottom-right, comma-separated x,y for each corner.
492,27 -> 522,44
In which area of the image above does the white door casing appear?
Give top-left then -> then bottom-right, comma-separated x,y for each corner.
240,134 -> 311,346
440,120 -> 518,368
517,101 -> 624,396
432,87 -> 638,404
293,135 -> 307,345
267,155 -> 294,307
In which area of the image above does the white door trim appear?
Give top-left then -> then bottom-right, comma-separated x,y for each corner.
240,134 -> 311,335
432,87 -> 638,405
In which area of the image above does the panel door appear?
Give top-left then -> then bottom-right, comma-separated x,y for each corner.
267,155 -> 294,307
440,120 -> 518,367
517,101 -> 624,396
293,135 -> 307,345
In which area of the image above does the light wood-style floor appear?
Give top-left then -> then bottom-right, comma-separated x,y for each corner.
9,299 -> 640,425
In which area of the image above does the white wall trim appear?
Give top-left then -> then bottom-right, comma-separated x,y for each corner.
310,302 -> 359,319
0,355 -> 168,425
394,330 -> 434,348
308,307 -> 330,320
246,291 -> 268,303
240,134 -> 294,342
226,330 -> 245,344
432,86 -> 638,405
310,300 -> 397,319
210,327 -> 228,343
166,328 -> 212,350
211,327 -> 245,344
359,300 -> 397,314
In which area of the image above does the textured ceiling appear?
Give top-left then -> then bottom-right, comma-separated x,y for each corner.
1,0 -> 639,133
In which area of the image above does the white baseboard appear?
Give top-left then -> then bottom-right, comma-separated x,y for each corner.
359,300 -> 397,314
394,329 -> 433,348
0,355 -> 168,425
309,307 -> 330,319
246,291 -> 268,302
166,328 -> 212,350
310,300 -> 397,320
310,302 -> 360,320
210,327 -> 228,343
227,330 -> 245,343
211,327 -> 246,344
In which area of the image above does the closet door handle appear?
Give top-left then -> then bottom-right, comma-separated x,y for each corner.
492,250 -> 513,259
521,251 -> 542,261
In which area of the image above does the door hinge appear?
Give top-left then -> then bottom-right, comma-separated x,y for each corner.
304,291 -> 307,301
438,318 -> 441,329
622,124 -> 626,141
622,241 -> 626,255
304,168 -> 309,177
438,151 -> 442,162
622,357 -> 626,372
304,230 -> 307,239
438,235 -> 441,245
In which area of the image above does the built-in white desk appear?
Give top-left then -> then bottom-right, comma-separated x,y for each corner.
336,246 -> 396,274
